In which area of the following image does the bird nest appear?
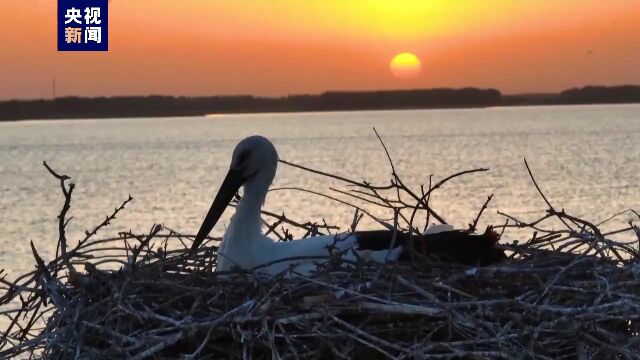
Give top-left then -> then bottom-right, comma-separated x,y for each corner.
2,138 -> 640,359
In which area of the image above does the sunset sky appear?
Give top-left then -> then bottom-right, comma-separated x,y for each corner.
1,1 -> 639,100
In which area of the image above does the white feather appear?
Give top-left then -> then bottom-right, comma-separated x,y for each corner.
424,223 -> 454,235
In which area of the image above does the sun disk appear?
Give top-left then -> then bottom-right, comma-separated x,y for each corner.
390,52 -> 422,79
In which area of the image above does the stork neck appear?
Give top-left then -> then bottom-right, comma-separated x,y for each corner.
228,173 -> 271,238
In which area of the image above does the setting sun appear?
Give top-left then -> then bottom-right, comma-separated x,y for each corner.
390,52 -> 422,79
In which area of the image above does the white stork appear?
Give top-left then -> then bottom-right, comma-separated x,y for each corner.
191,136 -> 504,275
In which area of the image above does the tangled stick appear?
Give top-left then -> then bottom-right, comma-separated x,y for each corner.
1,149 -> 639,359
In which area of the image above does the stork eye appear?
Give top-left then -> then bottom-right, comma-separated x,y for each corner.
237,151 -> 250,166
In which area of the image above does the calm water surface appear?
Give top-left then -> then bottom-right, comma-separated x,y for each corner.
1,105 -> 639,276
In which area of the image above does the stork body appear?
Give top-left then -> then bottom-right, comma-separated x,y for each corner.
191,136 -> 504,275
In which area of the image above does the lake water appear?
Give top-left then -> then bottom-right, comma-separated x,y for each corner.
1,104 -> 639,276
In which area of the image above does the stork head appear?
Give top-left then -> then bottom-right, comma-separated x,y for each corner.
229,135 -> 278,185
191,136 -> 278,253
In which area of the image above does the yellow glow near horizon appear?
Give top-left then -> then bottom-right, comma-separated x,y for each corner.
390,53 -> 422,79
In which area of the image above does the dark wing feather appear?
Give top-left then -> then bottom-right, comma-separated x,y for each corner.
356,227 -> 505,266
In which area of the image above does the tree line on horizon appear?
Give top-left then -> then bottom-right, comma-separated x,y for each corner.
0,85 -> 639,121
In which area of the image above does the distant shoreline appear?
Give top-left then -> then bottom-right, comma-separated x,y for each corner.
1,85 -> 639,122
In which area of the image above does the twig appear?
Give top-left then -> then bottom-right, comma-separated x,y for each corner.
469,194 -> 493,232
43,161 -> 76,274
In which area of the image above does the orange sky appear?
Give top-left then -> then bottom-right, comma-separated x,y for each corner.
1,1 -> 639,100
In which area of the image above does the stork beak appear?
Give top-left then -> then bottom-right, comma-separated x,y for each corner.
191,168 -> 245,253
